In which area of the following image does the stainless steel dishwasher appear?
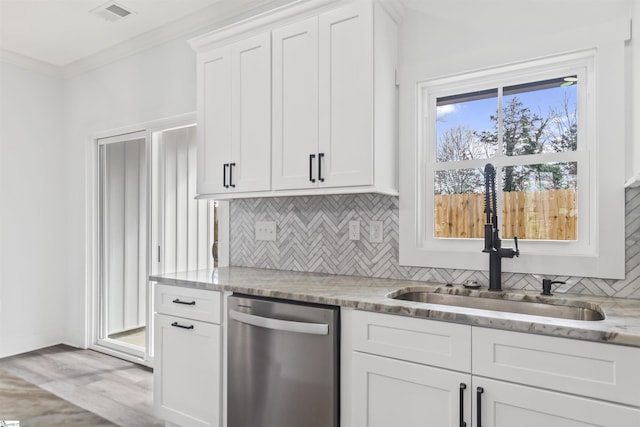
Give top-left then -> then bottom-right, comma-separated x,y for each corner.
227,294 -> 339,427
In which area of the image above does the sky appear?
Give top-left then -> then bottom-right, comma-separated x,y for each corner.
436,81 -> 577,154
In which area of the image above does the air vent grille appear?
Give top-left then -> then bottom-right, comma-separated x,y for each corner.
105,4 -> 131,18
90,2 -> 134,22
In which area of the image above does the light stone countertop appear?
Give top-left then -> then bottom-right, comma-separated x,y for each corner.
150,266 -> 640,348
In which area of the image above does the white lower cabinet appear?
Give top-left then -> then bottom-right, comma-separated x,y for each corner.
352,352 -> 470,427
474,377 -> 640,427
154,285 -> 222,427
347,310 -> 640,427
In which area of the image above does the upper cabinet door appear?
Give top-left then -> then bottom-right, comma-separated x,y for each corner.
272,18 -> 319,191
318,2 -> 374,188
198,46 -> 232,195
230,33 -> 272,193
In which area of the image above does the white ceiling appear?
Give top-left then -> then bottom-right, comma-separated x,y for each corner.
0,0 -> 287,76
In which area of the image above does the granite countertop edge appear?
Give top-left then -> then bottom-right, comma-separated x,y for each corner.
150,266 -> 640,349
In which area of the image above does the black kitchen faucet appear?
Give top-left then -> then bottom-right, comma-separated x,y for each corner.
482,163 -> 519,291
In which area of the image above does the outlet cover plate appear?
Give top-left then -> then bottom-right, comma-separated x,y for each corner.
256,221 -> 277,241
349,221 -> 360,240
370,221 -> 383,243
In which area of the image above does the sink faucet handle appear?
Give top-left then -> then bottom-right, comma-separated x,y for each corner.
513,236 -> 519,257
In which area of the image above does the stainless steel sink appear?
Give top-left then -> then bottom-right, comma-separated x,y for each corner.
391,291 -> 605,321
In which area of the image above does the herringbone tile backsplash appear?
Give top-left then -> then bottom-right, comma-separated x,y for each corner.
230,187 -> 640,299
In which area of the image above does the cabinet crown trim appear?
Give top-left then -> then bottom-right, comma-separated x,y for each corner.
188,0 -> 342,52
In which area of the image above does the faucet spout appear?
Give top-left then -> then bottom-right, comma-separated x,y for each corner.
483,164 -> 519,292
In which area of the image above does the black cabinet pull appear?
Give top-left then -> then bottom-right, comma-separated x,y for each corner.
223,163 -> 229,188
459,383 -> 467,427
171,321 -> 194,330
229,162 -> 236,188
476,386 -> 484,427
309,154 -> 316,183
318,152 -> 325,182
172,298 -> 196,306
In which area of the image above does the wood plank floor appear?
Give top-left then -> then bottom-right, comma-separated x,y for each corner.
0,344 -> 164,427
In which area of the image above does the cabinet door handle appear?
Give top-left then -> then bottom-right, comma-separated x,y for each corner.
223,163 -> 229,188
459,383 -> 467,427
172,298 -> 196,306
309,154 -> 316,183
318,152 -> 325,182
171,321 -> 194,330
229,162 -> 236,188
476,386 -> 484,427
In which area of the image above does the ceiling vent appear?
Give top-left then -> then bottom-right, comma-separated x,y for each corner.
90,2 -> 135,22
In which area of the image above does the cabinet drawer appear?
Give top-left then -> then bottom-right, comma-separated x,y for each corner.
352,310 -> 471,372
473,327 -> 640,407
155,283 -> 221,324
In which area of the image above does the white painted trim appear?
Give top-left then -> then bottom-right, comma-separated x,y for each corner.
96,130 -> 147,145
195,186 -> 399,200
416,53 -> 593,257
85,113 -> 197,358
399,43 -> 627,279
626,174 -> 640,188
632,1 -> 640,184
217,201 -> 230,268
2,1 -> 310,78
188,0 -> 342,52
0,49 -> 64,78
89,342 -> 152,368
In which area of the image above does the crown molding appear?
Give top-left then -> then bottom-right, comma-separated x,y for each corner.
188,0 -> 339,52
1,0 -> 300,79
0,49 -> 65,78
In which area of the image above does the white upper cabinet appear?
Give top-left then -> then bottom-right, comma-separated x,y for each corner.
192,0 -> 399,199
272,17 -> 319,190
197,46 -> 232,195
231,34 -> 272,193
317,2 -> 373,189
196,32 -> 271,196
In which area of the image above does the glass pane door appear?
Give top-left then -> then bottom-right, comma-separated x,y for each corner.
98,133 -> 147,359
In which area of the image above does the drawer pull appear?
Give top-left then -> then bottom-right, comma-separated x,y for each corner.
171,322 -> 194,330
476,386 -> 484,427
172,299 -> 196,306
459,383 -> 467,427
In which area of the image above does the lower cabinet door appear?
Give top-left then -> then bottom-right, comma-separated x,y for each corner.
154,313 -> 221,427
473,377 -> 640,427
352,352 -> 471,427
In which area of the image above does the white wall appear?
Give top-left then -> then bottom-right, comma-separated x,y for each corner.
63,36 -> 197,348
399,0 -> 637,182
0,62 -> 67,357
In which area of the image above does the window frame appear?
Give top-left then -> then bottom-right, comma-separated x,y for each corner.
399,49 -> 626,279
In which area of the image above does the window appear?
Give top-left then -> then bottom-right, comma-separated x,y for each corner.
399,50 -> 626,279
434,77 -> 580,241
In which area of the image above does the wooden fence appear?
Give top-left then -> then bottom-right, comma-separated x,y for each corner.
434,189 -> 577,240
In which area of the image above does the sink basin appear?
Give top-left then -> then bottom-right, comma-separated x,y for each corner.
391,291 -> 605,321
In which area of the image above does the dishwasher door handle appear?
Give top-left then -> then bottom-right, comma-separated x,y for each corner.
229,309 -> 329,335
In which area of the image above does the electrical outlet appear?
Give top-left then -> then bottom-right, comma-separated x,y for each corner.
348,221 -> 360,241
255,221 -> 277,241
370,221 -> 383,243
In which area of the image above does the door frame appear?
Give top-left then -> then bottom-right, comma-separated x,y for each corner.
86,112 -> 230,366
96,129 -> 148,361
